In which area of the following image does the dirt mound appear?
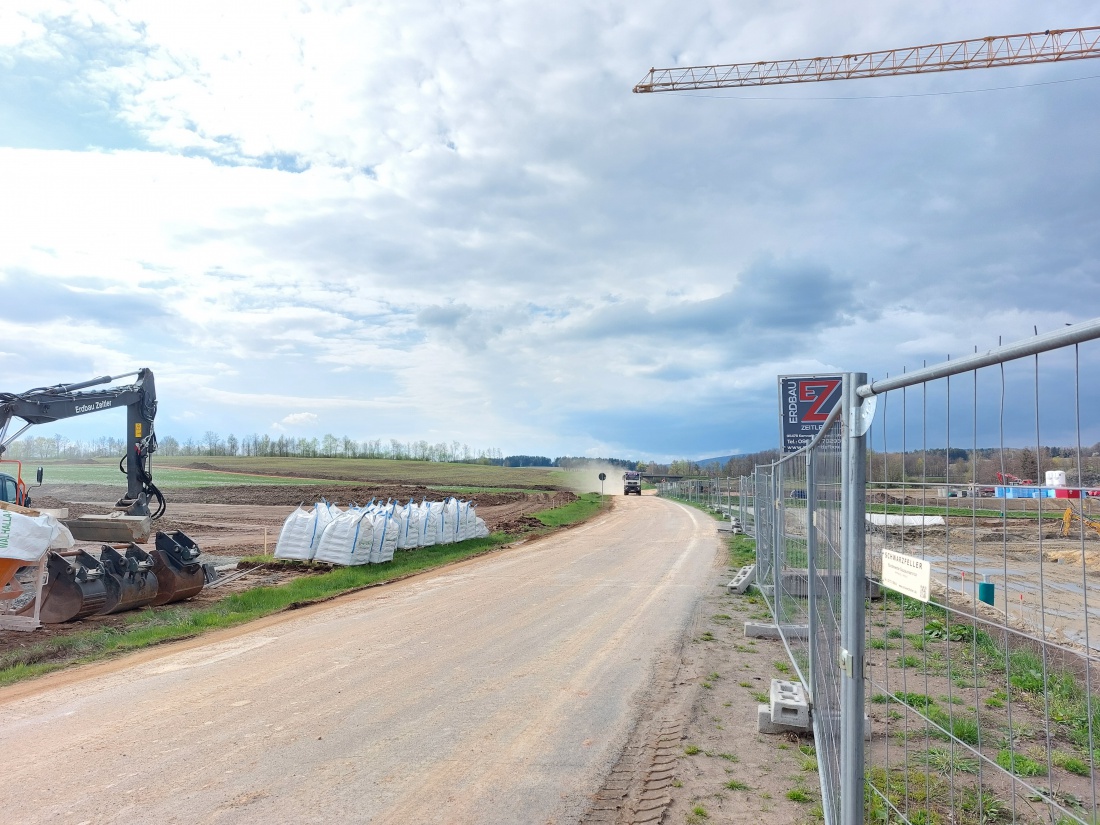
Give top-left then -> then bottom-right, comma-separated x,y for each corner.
867,492 -> 924,505
36,484 -> 530,509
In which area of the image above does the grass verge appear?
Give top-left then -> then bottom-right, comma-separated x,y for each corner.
0,494 -> 609,686
533,492 -> 608,527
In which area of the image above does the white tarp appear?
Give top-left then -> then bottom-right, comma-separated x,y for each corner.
866,513 -> 946,527
0,510 -> 75,563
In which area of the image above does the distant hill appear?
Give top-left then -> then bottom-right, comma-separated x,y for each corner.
697,455 -> 735,467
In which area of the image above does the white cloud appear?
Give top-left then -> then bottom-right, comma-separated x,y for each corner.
2,0 -> 1098,459
277,412 -> 320,428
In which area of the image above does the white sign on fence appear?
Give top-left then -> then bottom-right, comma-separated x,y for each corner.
880,548 -> 931,603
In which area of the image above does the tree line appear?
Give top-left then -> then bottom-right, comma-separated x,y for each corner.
1,434 -> 648,471
3,432 -> 505,464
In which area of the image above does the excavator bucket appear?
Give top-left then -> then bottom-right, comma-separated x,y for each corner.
20,550 -> 109,623
98,545 -> 159,615
149,531 -> 204,606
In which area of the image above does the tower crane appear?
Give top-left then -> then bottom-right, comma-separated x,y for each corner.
634,26 -> 1100,93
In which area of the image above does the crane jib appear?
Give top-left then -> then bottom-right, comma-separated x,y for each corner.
634,26 -> 1100,92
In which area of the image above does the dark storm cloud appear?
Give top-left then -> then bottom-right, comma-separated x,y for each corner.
568,260 -> 864,344
417,303 -> 473,329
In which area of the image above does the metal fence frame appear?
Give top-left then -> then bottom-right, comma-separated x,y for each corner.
742,318 -> 1100,825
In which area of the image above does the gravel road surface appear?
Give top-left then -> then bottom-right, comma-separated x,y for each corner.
0,495 -> 719,824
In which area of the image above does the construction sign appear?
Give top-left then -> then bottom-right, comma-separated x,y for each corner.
778,375 -> 843,453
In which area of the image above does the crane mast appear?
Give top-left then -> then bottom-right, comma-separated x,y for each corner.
634,26 -> 1100,92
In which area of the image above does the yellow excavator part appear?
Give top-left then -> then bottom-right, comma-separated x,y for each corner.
1061,505 -> 1100,538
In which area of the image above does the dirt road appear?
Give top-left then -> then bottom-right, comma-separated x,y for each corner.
0,495 -> 720,824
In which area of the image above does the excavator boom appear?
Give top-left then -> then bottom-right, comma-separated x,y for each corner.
0,368 -> 164,519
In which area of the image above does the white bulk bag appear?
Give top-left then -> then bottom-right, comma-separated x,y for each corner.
473,515 -> 490,538
274,506 -> 317,560
313,508 -> 374,566
368,509 -> 398,563
0,510 -> 73,563
457,500 -> 475,541
395,501 -> 421,550
438,498 -> 460,545
418,501 -> 442,547
275,502 -> 339,561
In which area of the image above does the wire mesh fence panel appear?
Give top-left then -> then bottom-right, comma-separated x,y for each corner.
775,450 -> 812,686
754,464 -> 777,616
740,475 -> 755,538
808,412 -> 847,824
859,329 -> 1100,825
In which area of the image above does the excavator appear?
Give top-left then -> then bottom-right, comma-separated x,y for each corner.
0,369 -> 204,627
1061,503 -> 1100,539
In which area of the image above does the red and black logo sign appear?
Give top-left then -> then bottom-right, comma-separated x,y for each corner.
778,375 -> 843,453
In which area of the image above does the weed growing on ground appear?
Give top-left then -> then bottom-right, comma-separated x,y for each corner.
995,749 -> 1046,777
924,746 -> 980,775
725,779 -> 749,791
684,745 -> 701,756
1053,751 -> 1091,777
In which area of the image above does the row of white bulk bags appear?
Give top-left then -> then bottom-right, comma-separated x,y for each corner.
311,503 -> 400,565
274,501 -> 340,561
274,497 -> 492,567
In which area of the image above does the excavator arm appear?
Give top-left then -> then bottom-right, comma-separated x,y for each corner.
0,368 -> 165,518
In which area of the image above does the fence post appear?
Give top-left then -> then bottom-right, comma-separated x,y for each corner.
739,477 -> 745,529
773,464 -> 783,614
805,449 -> 816,703
841,372 -> 869,825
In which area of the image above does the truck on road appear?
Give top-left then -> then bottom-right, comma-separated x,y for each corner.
622,471 -> 642,496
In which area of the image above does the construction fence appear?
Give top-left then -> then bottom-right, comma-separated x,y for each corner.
678,318 -> 1100,825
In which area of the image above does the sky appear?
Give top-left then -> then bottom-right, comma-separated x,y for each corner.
1,1 -> 1098,462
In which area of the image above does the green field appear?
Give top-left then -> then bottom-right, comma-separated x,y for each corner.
34,457 -> 572,491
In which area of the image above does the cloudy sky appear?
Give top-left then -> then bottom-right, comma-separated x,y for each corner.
2,1 -> 1098,462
